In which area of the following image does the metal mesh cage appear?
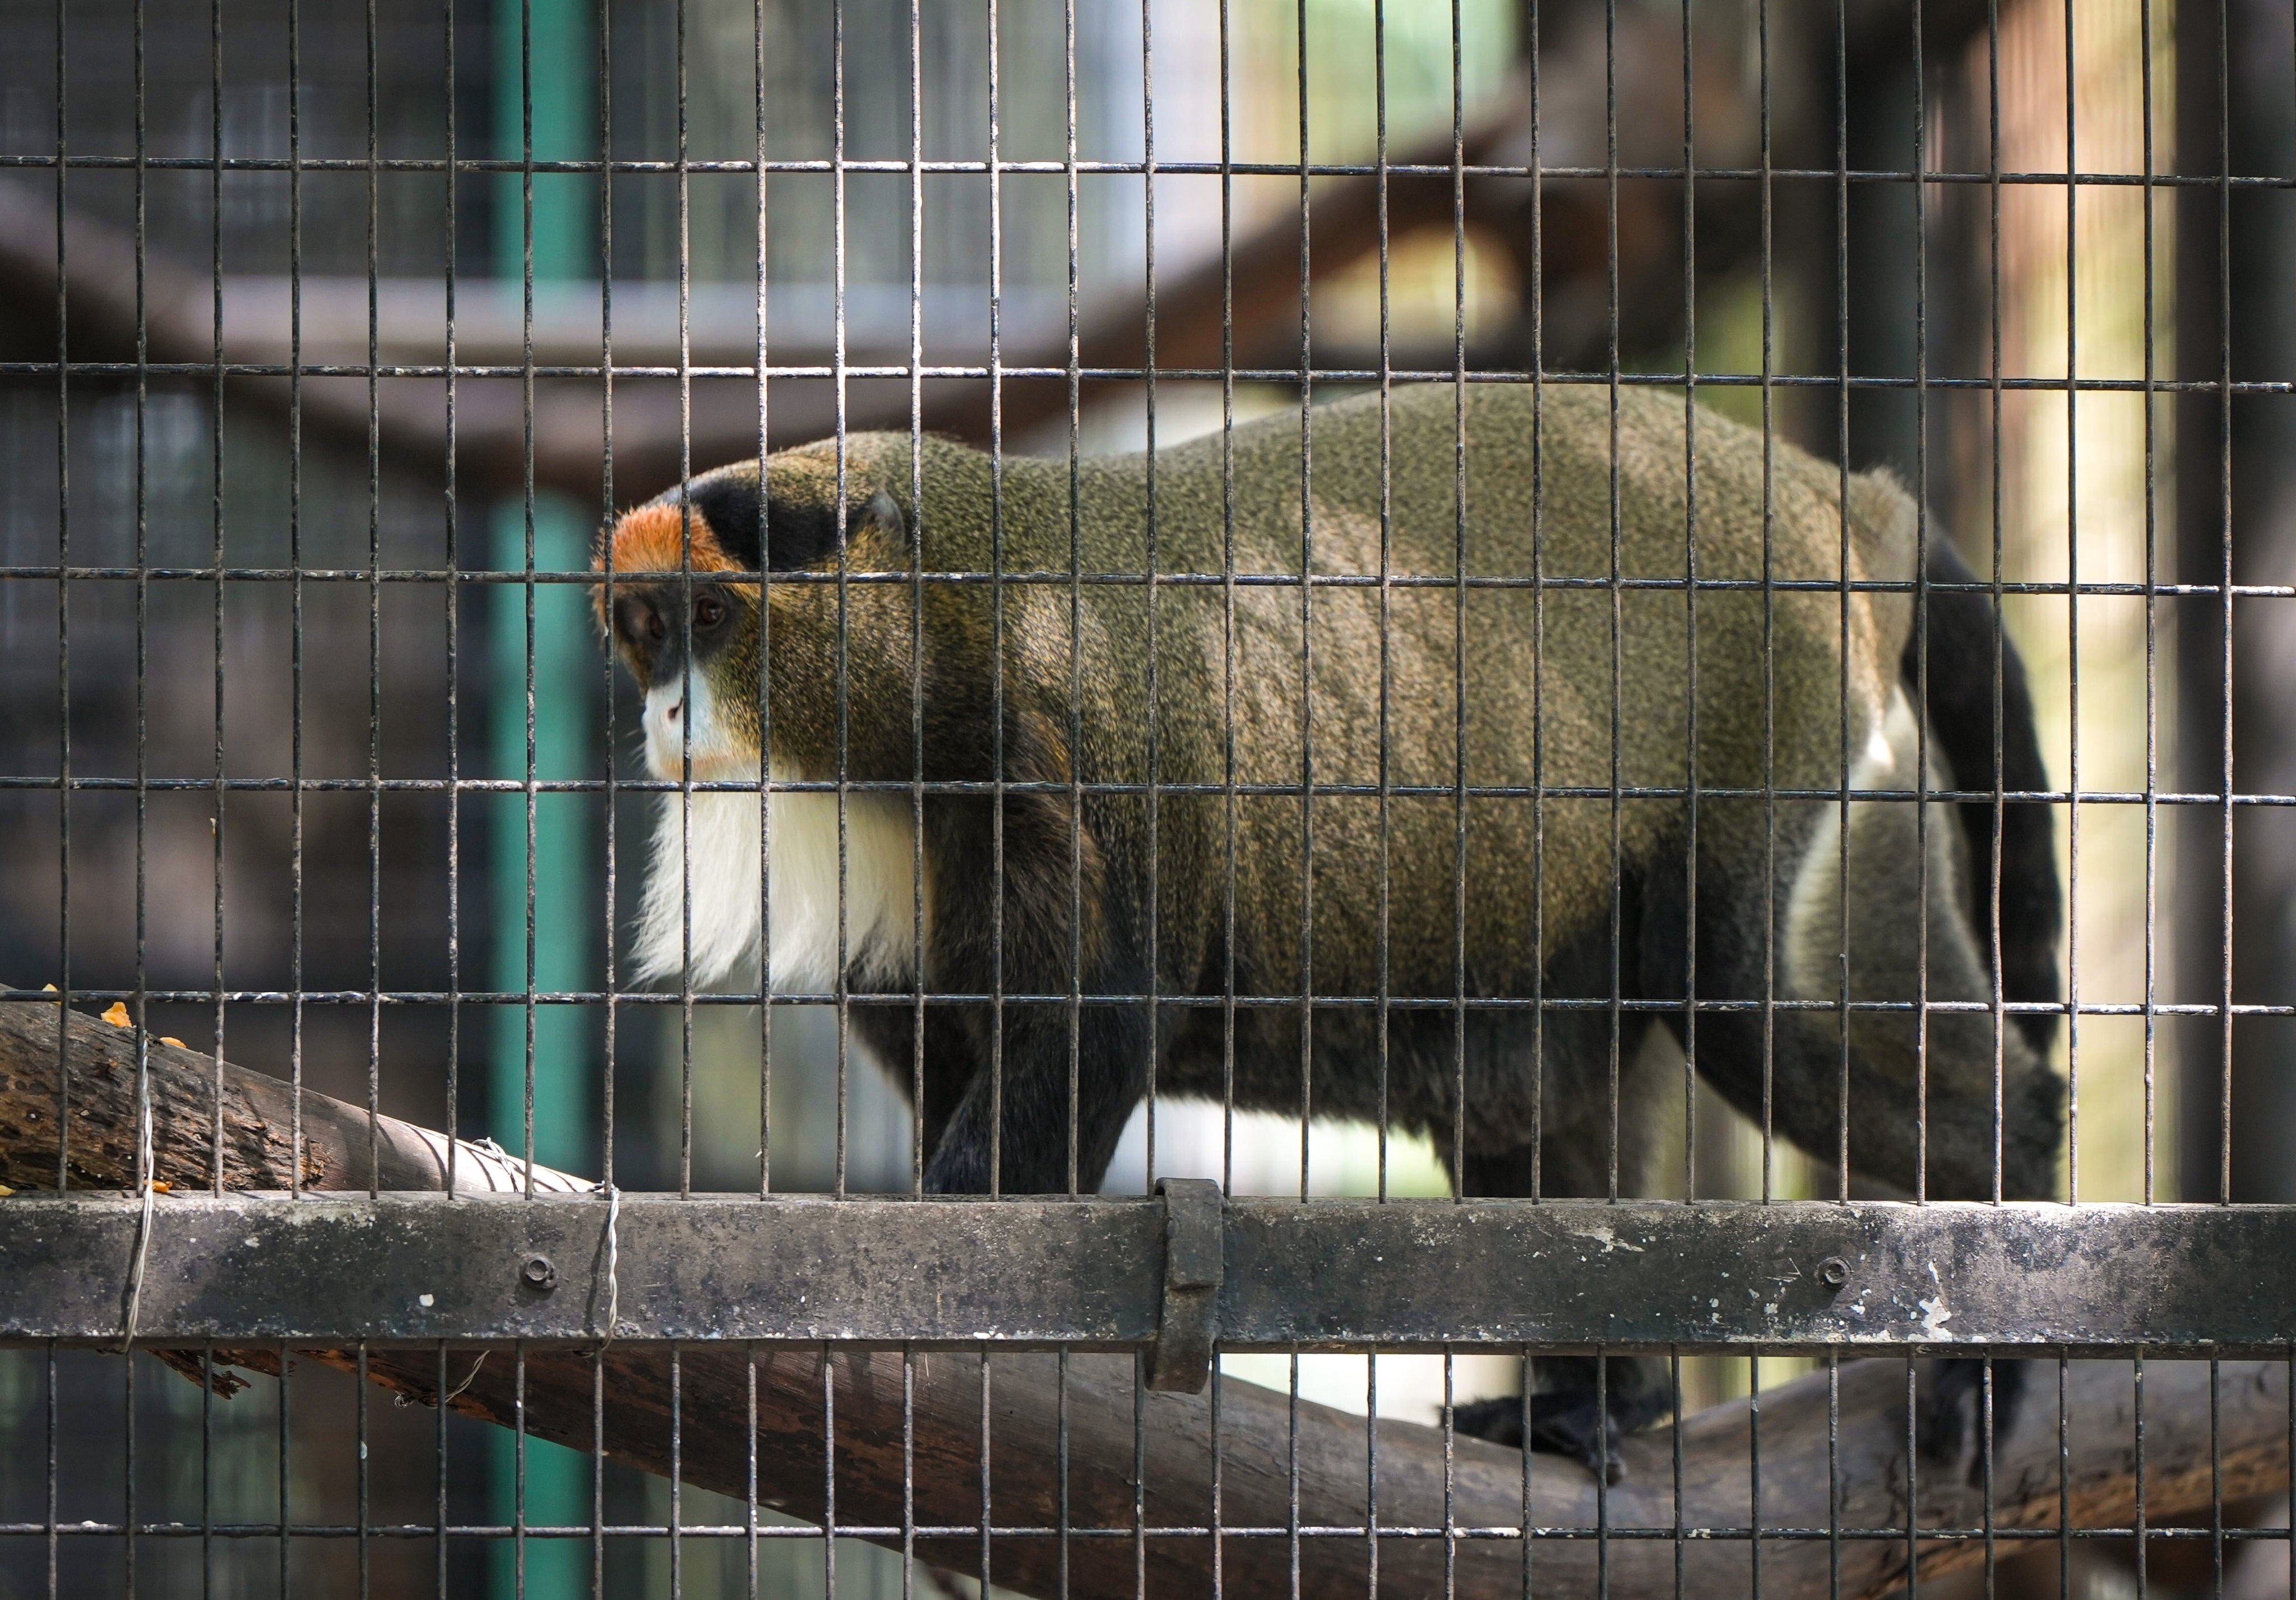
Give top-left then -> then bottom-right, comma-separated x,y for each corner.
1,0 -> 2290,1596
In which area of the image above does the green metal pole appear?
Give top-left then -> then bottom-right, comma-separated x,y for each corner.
489,0 -> 595,1590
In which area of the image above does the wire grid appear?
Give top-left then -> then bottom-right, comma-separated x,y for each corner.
0,0 -> 2290,1595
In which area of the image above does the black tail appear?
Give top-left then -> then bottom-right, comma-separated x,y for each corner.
1902,539 -> 2062,1058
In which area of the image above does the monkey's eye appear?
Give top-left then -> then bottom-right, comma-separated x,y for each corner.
693,594 -> 728,633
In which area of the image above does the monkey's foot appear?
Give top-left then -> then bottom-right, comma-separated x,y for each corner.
1919,1357 -> 2027,1486
1453,1394 -> 1628,1484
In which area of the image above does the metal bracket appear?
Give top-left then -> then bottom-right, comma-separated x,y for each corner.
1146,1177 -> 1224,1393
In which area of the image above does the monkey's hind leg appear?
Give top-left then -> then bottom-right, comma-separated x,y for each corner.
1447,1026 -> 1674,1479
1778,686 -> 2065,1482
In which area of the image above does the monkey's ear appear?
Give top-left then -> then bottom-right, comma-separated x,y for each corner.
684,466 -> 763,572
859,489 -> 906,545
756,487 -> 906,571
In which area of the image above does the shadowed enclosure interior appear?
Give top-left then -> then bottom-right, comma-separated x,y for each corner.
4,0 -> 2296,1595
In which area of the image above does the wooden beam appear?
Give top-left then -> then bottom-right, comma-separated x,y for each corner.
0,991 -> 2284,1600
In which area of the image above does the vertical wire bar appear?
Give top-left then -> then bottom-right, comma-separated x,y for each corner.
1749,1356 -> 1763,1600
1681,0 -> 1704,1206
1758,0 -> 1780,1203
2140,0 -> 2161,1203
1832,0 -> 1856,1205
749,1345 -> 763,1600
1529,0 -> 1547,1205
127,2 -> 153,1583
1451,0 -> 1472,1211
978,1348 -> 994,1596
1443,1351 -> 1459,1600
201,1344 -> 216,1600
670,1345 -> 684,1598
1218,0 -> 1239,1199
48,0 -> 70,1209
902,1348 -> 917,1600
1295,0 -> 1317,1205
2211,1360 -> 2226,1600
1671,1352 -> 1686,1600
1288,1354 -> 1303,1600
601,0 -> 622,1229
279,1339 -> 292,1598
436,1347 -> 450,1600
1367,1351 -> 1382,1598
1987,0 -> 2011,1203
1596,1354 -> 1611,1600
1136,1354 -> 1152,1599
518,0 -> 541,1206
1903,1358 -> 1919,1600
905,0 -> 925,1203
832,0 -> 854,1204
43,1342 -> 57,1599
2213,0 -> 2232,1208
1981,1360 -> 1997,1600
1909,0 -> 1933,1206
2061,0 -> 2083,1203
365,0 -> 385,1201
1059,1351 -> 1073,1600
444,0 -> 465,1202
2135,1354 -> 2149,1600
593,1331 -> 609,1598
675,0 -> 696,1203
1142,0 -> 1162,1205
754,0 -> 776,1198
1062,0 -> 1083,1201
288,0 -> 307,1208
1374,0 -> 1394,1210
513,1346 -> 529,1594
357,1346 -> 372,1600
1136,0 -> 1163,1513
2059,1355 -> 2073,1600
1831,0 -> 1852,1198
208,0 -> 228,1203
1603,0 -> 1626,1203
1210,1364 -> 1226,1600
1520,1351 -> 1536,1600
1827,1352 -> 1841,1600
987,0 -> 1007,1201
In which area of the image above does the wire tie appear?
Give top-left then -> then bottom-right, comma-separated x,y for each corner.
119,1059 -> 157,1354
440,1349 -> 490,1408
591,1181 -> 622,1354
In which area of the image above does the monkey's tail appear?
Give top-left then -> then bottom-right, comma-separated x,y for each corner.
1905,538 -> 2063,1062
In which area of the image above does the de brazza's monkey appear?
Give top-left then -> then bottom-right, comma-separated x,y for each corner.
598,381 -> 2064,1477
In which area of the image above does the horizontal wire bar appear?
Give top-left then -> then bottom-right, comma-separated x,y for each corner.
0,775 -> 2282,811
0,1519 -> 2275,1542
1,569 -> 2270,603
0,988 -> 2261,1018
0,151 -> 2280,188
0,359 -> 2269,394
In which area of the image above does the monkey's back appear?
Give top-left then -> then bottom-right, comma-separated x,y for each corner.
871,385 -> 1915,1131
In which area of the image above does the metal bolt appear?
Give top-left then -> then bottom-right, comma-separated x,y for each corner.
1817,1256 -> 1850,1292
520,1254 -> 558,1292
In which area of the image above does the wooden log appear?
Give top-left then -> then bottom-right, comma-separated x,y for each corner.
1,990 -> 2284,1600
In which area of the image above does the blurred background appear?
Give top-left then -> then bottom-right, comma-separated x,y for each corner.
0,0 -> 2289,1590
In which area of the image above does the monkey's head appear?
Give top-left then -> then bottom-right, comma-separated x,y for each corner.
597,454 -> 908,780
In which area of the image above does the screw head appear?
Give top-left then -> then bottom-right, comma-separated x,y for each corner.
1817,1256 -> 1850,1292
520,1254 -> 558,1292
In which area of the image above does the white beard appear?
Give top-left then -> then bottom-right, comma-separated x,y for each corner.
631,680 -> 925,993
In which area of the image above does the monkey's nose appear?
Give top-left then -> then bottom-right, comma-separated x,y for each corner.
665,700 -> 682,723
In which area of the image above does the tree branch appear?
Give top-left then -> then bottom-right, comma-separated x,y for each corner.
1,991 -> 2282,1600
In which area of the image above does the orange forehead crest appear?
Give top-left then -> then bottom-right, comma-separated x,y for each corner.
600,502 -> 742,576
